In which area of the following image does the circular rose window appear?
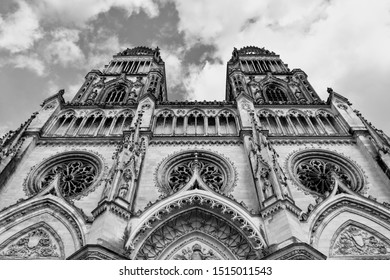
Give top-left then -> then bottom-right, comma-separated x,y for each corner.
289,150 -> 365,197
26,152 -> 102,200
156,150 -> 236,195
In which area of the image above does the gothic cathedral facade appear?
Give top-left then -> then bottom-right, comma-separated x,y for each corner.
1,46 -> 390,260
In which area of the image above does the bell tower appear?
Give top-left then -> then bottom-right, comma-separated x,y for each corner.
72,46 -> 167,105
226,46 -> 320,103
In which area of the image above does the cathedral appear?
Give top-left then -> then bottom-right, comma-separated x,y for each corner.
1,46 -> 390,260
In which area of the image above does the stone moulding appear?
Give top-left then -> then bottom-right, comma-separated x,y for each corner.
149,139 -> 242,146
154,149 -> 238,195
0,221 -> 65,259
0,196 -> 86,247
23,149 -> 107,201
125,190 -> 266,256
307,194 -> 390,246
92,201 -> 131,221
285,148 -> 367,198
260,199 -> 302,219
329,220 -> 390,259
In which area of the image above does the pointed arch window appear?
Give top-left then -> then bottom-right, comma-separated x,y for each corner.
156,151 -> 236,195
104,84 -> 127,103
218,112 -> 237,135
155,111 -> 174,135
26,152 -> 102,200
265,84 -> 288,102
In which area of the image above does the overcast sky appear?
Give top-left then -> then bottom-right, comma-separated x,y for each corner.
1,0 -> 390,137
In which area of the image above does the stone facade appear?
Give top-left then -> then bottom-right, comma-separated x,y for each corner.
1,46 -> 390,260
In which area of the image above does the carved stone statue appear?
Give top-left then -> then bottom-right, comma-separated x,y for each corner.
173,244 -> 220,260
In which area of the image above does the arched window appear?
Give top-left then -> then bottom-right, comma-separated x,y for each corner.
66,117 -> 83,136
104,84 -> 127,103
218,112 -> 237,135
265,84 -> 288,102
26,152 -> 102,200
290,150 -> 365,198
110,112 -> 133,135
156,150 -> 236,194
155,111 -> 174,135
48,112 -> 75,136
175,116 -> 185,135
97,117 -> 114,136
187,111 -> 205,135
207,117 -> 217,135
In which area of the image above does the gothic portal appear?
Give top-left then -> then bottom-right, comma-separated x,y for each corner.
1,46 -> 390,260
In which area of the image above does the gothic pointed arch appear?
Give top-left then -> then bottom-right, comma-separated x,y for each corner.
98,76 -> 133,104
126,189 -> 267,260
259,76 -> 292,103
329,220 -> 390,259
155,150 -> 237,195
306,194 -> 390,250
0,196 -> 87,257
24,151 -> 104,201
0,222 -> 65,259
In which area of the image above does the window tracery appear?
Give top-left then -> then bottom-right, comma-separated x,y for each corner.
168,160 -> 224,192
289,150 -> 365,197
104,84 -> 128,103
156,151 -> 236,195
26,152 -> 101,200
265,84 -> 288,102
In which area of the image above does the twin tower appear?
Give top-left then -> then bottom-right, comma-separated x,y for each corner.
1,46 -> 390,260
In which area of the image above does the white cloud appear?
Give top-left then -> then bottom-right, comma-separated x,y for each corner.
86,34 -> 125,70
184,62 -> 225,101
44,28 -> 85,67
0,1 -> 43,53
160,48 -> 185,90
35,0 -> 159,26
13,54 -> 46,76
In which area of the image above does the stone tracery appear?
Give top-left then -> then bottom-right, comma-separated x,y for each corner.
156,150 -> 236,194
288,149 -> 365,197
135,209 -> 258,260
26,152 -> 102,200
330,224 -> 390,258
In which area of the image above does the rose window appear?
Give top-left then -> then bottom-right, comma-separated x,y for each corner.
39,160 -> 97,199
26,152 -> 102,200
157,150 -> 236,195
296,159 -> 352,196
168,160 -> 224,192
289,150 -> 365,197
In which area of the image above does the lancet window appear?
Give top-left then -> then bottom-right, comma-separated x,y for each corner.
153,110 -> 238,136
104,84 -> 127,103
48,112 -> 75,136
45,110 -> 134,137
256,110 -> 347,136
265,84 -> 288,102
155,111 -> 174,135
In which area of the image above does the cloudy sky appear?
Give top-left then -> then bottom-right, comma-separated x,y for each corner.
1,0 -> 390,137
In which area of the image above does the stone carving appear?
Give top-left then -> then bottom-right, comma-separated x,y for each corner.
173,244 -> 220,260
296,159 -> 351,196
0,227 -> 62,259
168,158 -> 224,192
135,209 -> 258,260
331,225 -> 390,257
39,160 -> 97,200
247,76 -> 263,102
156,150 -> 236,195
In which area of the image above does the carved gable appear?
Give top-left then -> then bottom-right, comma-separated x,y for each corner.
0,225 -> 64,259
330,224 -> 390,259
